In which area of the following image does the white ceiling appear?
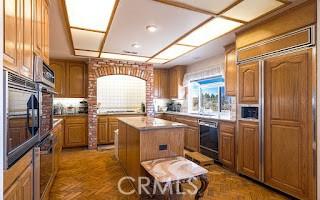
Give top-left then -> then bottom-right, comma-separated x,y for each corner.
49,0 -> 305,66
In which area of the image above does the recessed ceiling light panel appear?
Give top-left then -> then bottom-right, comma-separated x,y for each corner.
222,0 -> 284,22
177,17 -> 242,47
71,28 -> 105,51
75,50 -> 100,57
146,25 -> 158,32
147,58 -> 169,64
154,44 -> 194,60
100,53 -> 149,62
65,0 -> 117,31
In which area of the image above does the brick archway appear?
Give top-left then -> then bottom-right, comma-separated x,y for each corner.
87,59 -> 154,149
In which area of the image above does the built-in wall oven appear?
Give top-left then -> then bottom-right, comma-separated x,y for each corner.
199,120 -> 219,160
3,71 -> 39,169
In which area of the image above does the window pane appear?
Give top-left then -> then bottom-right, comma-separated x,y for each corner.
200,86 -> 219,113
188,82 -> 200,112
220,87 -> 232,112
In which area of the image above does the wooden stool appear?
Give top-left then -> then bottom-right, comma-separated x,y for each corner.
141,156 -> 209,200
185,152 -> 214,167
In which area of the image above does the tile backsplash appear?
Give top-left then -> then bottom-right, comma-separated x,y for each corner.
97,75 -> 146,111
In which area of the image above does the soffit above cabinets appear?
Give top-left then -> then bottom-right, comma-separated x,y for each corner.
57,0 -> 295,65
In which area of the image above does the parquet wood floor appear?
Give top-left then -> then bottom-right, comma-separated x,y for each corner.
49,149 -> 290,200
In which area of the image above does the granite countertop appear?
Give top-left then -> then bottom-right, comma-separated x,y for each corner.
117,116 -> 187,131
53,118 -> 63,128
157,111 -> 236,122
53,113 -> 88,117
97,112 -> 146,116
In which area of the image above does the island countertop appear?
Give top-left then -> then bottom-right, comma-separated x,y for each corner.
117,116 -> 187,131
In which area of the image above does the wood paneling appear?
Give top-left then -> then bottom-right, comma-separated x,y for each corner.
50,60 -> 66,97
118,121 -> 127,170
224,43 -> 237,96
236,0 -> 316,48
238,121 -> 259,180
33,0 -> 42,55
97,116 -> 108,144
41,0 -> 49,64
239,61 -> 259,104
108,122 -> 117,143
4,180 -> 21,200
264,50 -> 313,199
64,116 -> 88,148
184,127 -> 199,152
219,122 -> 235,170
19,164 -> 33,200
238,28 -> 311,61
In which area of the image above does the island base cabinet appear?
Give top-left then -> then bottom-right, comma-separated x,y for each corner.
184,127 -> 199,152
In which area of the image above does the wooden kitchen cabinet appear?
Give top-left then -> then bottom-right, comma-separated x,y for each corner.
64,116 -> 88,147
50,60 -> 66,97
154,69 -> 169,98
108,121 -> 118,143
238,121 -> 260,180
4,150 -> 33,200
169,66 -> 186,99
4,0 -> 33,79
224,43 -> 237,96
97,116 -> 109,144
41,0 -> 49,64
53,120 -> 63,176
50,59 -> 87,98
184,127 -> 199,152
219,122 -> 235,170
239,62 -> 259,104
264,50 -> 313,199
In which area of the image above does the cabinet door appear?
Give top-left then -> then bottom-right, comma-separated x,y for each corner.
4,180 -> 21,200
19,164 -> 33,200
108,122 -> 118,143
264,50 -> 313,199
41,0 -> 49,64
219,122 -> 235,169
153,69 -> 160,98
68,62 -> 86,98
97,122 -> 108,144
225,45 -> 237,96
185,127 -> 199,152
64,123 -> 87,147
160,69 -> 169,98
50,60 -> 66,97
20,0 -> 33,79
4,0 -> 20,73
33,0 -> 42,55
238,121 -> 259,179
239,62 -> 259,104
118,121 -> 127,169
169,69 -> 178,98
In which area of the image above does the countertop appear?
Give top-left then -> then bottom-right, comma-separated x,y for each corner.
156,111 -> 236,122
97,112 -> 146,116
117,116 -> 187,131
54,113 -> 88,117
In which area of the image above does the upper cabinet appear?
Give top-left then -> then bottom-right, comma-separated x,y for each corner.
169,66 -> 186,99
50,60 -> 87,98
4,0 -> 50,79
154,69 -> 169,99
239,62 -> 259,104
224,43 -> 237,96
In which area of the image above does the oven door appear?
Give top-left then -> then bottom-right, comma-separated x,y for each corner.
4,72 -> 40,168
199,121 -> 219,160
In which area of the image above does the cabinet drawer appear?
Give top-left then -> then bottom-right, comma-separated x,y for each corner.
220,122 -> 235,133
175,116 -> 198,127
65,116 -> 87,124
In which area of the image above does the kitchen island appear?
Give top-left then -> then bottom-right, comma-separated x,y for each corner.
117,116 -> 187,188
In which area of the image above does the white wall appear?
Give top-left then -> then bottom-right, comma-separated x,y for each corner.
186,54 -> 225,73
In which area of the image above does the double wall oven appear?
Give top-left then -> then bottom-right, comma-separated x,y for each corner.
3,71 -> 40,169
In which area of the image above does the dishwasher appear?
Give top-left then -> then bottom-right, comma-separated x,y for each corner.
199,120 -> 219,161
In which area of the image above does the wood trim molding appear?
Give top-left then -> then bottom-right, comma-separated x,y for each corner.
59,0 -> 75,56
98,0 -> 120,57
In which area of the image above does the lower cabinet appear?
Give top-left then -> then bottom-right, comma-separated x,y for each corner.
238,121 -> 260,180
53,121 -> 63,175
108,121 -> 118,143
219,122 -> 235,170
4,150 -> 33,200
64,116 -> 88,148
184,127 -> 199,152
97,118 -> 109,144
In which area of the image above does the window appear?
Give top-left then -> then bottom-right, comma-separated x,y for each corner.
188,76 -> 232,114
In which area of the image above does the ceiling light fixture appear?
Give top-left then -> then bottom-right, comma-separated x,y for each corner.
146,25 -> 158,32
132,43 -> 141,48
100,53 -> 149,62
154,44 -> 195,60
147,58 -> 169,64
65,0 -> 117,32
75,50 -> 100,57
177,17 -> 243,47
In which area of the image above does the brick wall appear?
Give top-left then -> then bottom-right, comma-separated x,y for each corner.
88,58 -> 154,149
